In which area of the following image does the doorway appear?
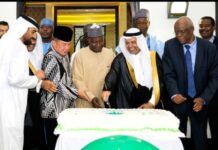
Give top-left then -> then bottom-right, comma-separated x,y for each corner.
23,2 -> 128,54
54,6 -> 118,53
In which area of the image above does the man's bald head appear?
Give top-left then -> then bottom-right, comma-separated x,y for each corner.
174,16 -> 195,44
175,16 -> 194,30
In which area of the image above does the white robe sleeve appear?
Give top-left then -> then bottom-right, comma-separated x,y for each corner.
8,42 -> 38,88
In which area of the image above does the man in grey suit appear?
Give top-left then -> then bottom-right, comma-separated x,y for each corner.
163,16 -> 218,150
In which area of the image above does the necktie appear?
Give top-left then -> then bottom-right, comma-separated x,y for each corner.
185,45 -> 196,98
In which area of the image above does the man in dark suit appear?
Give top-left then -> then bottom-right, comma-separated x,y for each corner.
199,16 -> 218,149
163,16 -> 218,150
199,16 -> 218,47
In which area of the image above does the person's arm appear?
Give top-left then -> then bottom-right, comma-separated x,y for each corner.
103,55 -> 120,92
192,44 -> 218,112
162,42 -> 180,98
138,93 -> 155,109
72,52 -> 94,102
162,42 -> 188,105
102,55 -> 120,107
42,54 -> 78,100
8,48 -> 39,88
199,44 -> 218,104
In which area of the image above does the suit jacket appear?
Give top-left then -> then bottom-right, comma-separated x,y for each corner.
213,36 -> 218,47
209,36 -> 218,107
163,37 -> 218,111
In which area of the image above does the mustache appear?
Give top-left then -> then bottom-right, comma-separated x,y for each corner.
24,40 -> 32,46
199,29 -> 211,32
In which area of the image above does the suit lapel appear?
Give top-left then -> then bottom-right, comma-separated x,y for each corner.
194,38 -> 204,77
176,42 -> 186,74
213,36 -> 218,48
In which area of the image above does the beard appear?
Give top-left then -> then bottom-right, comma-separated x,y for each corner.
23,39 -> 32,46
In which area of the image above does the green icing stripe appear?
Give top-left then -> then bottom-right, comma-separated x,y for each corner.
55,124 -> 179,133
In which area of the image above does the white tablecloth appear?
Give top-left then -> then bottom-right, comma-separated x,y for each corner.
55,131 -> 184,150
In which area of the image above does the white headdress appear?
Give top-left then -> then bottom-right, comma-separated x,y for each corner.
29,32 -> 43,70
119,28 -> 153,89
0,15 -> 38,59
0,16 -> 39,85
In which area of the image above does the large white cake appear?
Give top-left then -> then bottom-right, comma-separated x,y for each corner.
54,108 -> 184,137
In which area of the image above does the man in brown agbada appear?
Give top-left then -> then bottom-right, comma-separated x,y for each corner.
72,24 -> 115,108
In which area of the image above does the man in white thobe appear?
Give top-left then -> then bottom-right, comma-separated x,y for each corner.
0,15 -> 45,150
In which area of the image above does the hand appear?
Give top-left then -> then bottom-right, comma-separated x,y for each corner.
101,91 -> 111,102
138,102 -> 154,109
77,89 -> 90,101
41,80 -> 57,93
91,97 -> 102,108
35,70 -> 45,80
193,97 -> 204,112
172,94 -> 187,104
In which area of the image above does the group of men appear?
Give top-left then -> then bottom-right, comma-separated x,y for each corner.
0,8 -> 217,150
